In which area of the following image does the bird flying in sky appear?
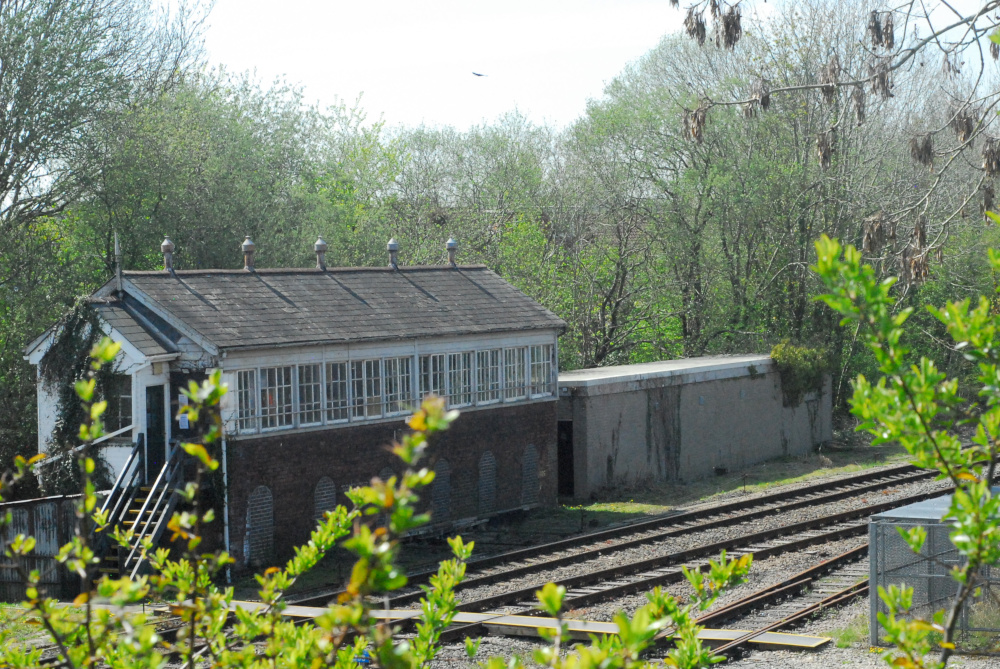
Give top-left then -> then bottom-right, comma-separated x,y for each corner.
472,72 -> 487,77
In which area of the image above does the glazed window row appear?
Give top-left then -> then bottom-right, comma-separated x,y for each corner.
233,345 -> 555,434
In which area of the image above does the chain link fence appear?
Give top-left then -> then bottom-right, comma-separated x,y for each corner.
870,496 -> 1000,654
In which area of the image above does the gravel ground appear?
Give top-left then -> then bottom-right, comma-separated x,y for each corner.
428,595 -> 999,669
447,477 -> 951,606
420,466 -> 993,669
726,596 -> 998,669
566,535 -> 870,622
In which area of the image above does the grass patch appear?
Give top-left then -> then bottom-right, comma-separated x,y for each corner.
0,604 -> 39,646
564,441 -> 910,524
829,612 -> 870,648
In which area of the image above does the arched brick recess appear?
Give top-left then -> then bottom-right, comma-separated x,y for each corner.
314,477 -> 337,520
451,469 -> 476,519
521,444 -> 539,506
432,459 -> 451,522
245,485 -> 274,567
478,451 -> 497,516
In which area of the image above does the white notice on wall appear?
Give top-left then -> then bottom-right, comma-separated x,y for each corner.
178,394 -> 189,429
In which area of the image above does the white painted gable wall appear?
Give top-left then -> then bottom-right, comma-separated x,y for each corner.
27,321 -> 174,481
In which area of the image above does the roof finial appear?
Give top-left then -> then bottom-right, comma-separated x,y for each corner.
160,236 -> 175,272
314,237 -> 328,271
446,237 -> 458,267
387,238 -> 399,270
242,236 -> 255,271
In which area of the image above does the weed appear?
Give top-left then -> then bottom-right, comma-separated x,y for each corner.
830,612 -> 870,648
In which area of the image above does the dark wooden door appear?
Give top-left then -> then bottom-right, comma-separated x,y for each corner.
145,385 -> 166,482
557,420 -> 575,497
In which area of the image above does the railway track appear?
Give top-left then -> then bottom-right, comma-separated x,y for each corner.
293,462 -> 934,608
426,487 -> 937,635
686,544 -> 871,659
29,463 -> 947,663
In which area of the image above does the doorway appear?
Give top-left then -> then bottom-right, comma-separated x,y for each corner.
557,420 -> 574,497
145,385 -> 166,482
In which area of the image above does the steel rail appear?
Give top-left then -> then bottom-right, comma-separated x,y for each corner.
293,464 -> 931,608
710,582 -> 869,659
686,544 -> 869,631
414,470 -> 927,595
389,485 -> 945,613
437,542 -> 873,644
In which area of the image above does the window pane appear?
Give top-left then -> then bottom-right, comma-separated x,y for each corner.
260,366 -> 293,428
237,370 -> 257,433
385,356 -> 412,415
448,352 -> 472,407
350,361 -> 366,419
298,364 -> 322,425
504,347 -> 527,400
365,359 -> 382,418
530,345 -> 553,396
420,354 -> 445,398
476,349 -> 501,403
104,374 -> 132,433
351,359 -> 382,419
326,362 -> 348,422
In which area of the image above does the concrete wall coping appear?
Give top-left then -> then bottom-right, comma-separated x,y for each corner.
557,355 -> 773,397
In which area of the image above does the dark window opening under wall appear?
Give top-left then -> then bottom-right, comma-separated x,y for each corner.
557,421 -> 574,497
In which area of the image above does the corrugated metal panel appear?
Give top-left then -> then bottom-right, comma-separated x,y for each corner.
33,503 -> 59,556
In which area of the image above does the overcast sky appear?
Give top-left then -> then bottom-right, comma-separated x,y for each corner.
203,0 -> 685,130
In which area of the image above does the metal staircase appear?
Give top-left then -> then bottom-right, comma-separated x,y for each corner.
96,440 -> 185,580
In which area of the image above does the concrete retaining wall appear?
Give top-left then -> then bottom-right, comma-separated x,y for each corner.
557,356 -> 832,499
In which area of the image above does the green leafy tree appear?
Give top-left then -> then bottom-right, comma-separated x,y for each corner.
814,235 -> 1000,667
0,0 -> 207,483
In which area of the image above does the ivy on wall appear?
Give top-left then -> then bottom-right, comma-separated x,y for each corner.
37,299 -> 115,494
770,340 -> 830,407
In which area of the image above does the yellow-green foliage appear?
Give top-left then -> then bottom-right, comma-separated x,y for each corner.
770,340 -> 830,406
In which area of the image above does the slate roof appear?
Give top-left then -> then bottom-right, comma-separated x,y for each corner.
121,266 -> 566,351
90,299 -> 176,358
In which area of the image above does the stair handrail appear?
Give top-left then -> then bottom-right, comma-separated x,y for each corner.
100,434 -> 144,518
94,436 -> 144,559
125,457 -> 184,580
122,447 -> 186,579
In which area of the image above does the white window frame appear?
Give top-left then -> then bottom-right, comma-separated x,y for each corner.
447,351 -> 473,408
420,353 -> 446,399
504,347 -> 527,401
325,361 -> 349,423
297,363 -> 323,426
237,369 -> 258,434
384,356 -> 413,416
351,359 -> 383,419
228,339 -> 556,437
260,366 -> 294,430
529,345 -> 553,398
476,349 -> 502,405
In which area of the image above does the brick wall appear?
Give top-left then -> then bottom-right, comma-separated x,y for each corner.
225,400 -> 557,570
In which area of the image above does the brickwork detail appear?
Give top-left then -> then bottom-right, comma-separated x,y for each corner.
432,459 -> 451,522
224,402 -> 557,568
314,477 -> 337,520
245,485 -> 274,568
478,451 -> 497,516
451,469 -> 476,519
521,444 -> 539,506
